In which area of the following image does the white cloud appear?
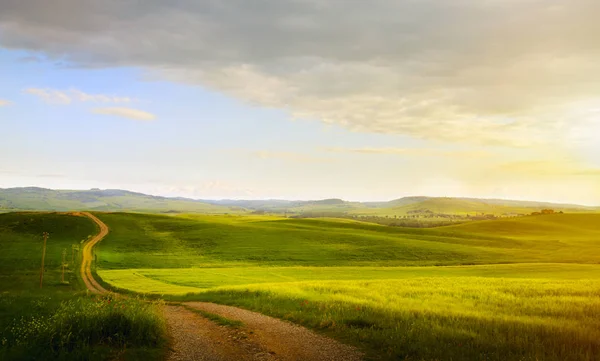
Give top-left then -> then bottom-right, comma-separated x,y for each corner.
25,88 -> 72,104
0,99 -> 11,106
24,87 -> 133,104
249,150 -> 331,163
324,147 -> 493,158
150,181 -> 257,199
70,89 -> 132,103
92,107 -> 155,121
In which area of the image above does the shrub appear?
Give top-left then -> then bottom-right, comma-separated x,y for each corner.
1,294 -> 166,359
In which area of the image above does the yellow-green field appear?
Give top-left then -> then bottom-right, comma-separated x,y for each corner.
92,212 -> 600,360
99,263 -> 600,294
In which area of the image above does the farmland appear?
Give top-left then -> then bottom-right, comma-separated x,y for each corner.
94,212 -> 600,360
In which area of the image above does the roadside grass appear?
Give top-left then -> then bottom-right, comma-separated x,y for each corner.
1,294 -> 166,360
174,277 -> 600,361
182,305 -> 244,328
0,212 -> 168,360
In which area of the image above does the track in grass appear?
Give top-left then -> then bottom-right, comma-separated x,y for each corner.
77,211 -> 109,294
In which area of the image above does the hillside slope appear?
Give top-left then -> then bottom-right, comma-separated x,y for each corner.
350,197 -> 597,216
94,212 -> 600,270
0,187 -> 241,214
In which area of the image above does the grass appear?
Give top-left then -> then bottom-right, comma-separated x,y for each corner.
98,263 -> 600,294
0,212 -> 167,360
93,212 -> 600,360
188,277 -> 600,361
1,294 -> 166,360
95,212 -> 600,269
4,211 -> 600,360
100,264 -> 600,360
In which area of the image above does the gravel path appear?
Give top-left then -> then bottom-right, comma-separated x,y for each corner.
181,302 -> 363,361
165,305 -> 277,361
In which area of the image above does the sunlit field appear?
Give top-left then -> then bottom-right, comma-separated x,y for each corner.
94,212 -> 600,360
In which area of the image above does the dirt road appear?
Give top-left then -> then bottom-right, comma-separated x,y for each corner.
77,212 -> 363,361
78,211 -> 109,294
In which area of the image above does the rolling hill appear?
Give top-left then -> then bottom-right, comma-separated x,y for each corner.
0,187 -> 241,213
92,212 -> 600,360
1,187 -> 597,216
349,196 -> 598,217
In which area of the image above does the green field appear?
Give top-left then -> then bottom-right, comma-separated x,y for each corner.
95,213 -> 600,269
93,212 -> 600,360
0,212 -> 166,360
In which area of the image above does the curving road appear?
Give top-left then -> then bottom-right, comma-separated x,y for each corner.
74,211 -> 363,360
78,211 -> 109,294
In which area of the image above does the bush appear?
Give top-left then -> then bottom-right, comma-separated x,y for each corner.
1,294 -> 166,359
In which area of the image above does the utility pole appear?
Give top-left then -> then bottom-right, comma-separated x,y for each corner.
39,232 -> 49,289
61,248 -> 67,283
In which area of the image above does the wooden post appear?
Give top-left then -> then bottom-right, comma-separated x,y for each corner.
61,249 -> 67,283
39,232 -> 49,289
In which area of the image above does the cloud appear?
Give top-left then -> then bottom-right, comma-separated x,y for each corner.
0,99 -> 11,106
25,88 -> 73,104
150,181 -> 257,199
92,107 -> 155,121
24,87 -> 133,104
324,147 -> 493,158
494,160 -> 600,178
2,1 -> 600,147
70,89 -> 132,103
249,150 -> 331,163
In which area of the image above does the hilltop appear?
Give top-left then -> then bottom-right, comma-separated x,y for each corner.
0,187 -> 597,216
0,187 -> 239,213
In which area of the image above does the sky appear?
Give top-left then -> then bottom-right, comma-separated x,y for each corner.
0,0 -> 599,204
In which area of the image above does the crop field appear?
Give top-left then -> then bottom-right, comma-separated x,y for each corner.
93,212 -> 600,360
0,212 -> 166,360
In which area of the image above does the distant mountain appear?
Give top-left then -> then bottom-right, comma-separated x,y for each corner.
349,196 -> 598,217
0,187 -> 241,214
0,187 -> 597,215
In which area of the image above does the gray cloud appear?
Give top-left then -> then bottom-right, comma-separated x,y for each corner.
1,0 -> 599,146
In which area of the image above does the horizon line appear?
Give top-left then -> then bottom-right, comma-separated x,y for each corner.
1,185 -> 598,208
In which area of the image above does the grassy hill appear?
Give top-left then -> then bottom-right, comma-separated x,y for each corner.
350,196 -> 598,217
207,196 -> 597,217
94,212 -> 600,270
0,187 -> 242,214
0,212 -> 166,360
3,211 -> 600,360
93,212 -> 600,360
2,188 -> 596,219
